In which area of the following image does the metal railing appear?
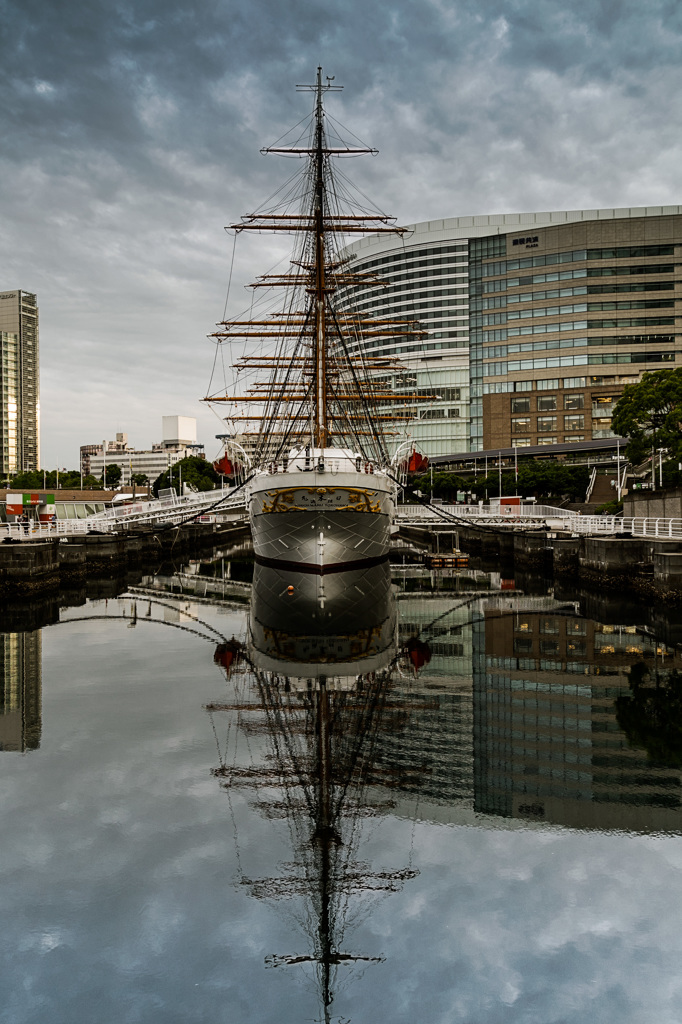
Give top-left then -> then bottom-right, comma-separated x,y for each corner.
394,505 -> 682,539
569,516 -> 682,539
395,503 -> 574,521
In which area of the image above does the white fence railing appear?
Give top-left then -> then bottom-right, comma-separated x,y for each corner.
395,505 -> 682,540
396,503 -> 574,521
569,516 -> 682,539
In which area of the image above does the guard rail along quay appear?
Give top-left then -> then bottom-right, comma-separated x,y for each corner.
0,488 -> 249,539
394,504 -> 682,539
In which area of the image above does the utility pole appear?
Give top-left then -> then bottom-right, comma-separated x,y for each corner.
651,446 -> 656,491
103,440 -> 107,490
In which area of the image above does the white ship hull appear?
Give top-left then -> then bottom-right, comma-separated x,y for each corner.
247,458 -> 395,572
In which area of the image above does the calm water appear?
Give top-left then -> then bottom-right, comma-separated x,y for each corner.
2,562 -> 682,1023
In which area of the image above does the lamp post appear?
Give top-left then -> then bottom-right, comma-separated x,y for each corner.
102,440 -> 107,490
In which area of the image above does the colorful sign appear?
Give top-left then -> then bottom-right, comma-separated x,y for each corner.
5,493 -> 55,519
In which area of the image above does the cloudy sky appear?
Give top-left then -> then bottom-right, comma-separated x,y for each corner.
4,0 -> 682,468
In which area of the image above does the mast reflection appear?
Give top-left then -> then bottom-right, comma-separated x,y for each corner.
210,563 -> 418,1022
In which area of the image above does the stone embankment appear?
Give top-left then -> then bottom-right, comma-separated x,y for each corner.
0,523 -> 250,599
456,525 -> 682,603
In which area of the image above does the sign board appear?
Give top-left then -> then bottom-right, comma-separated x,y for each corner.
5,493 -> 55,519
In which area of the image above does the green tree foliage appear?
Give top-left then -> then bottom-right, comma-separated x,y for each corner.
152,456 -> 218,497
615,664 -> 682,769
414,462 -> 590,502
102,464 -> 122,488
8,469 -> 99,490
611,367 -> 682,464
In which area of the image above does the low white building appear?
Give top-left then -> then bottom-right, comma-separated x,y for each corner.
83,417 -> 204,486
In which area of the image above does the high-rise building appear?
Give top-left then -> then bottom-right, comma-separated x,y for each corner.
469,208 -> 682,451
341,206 -> 682,456
0,290 -> 40,473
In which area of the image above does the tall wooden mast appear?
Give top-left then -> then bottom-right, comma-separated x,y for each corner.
313,67 -> 328,449
205,69 -> 428,464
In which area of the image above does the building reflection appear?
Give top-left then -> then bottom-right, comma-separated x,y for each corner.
473,598 -> 682,832
358,584 -> 682,834
0,631 -> 42,751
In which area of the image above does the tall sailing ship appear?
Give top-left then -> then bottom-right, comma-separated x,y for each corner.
205,68 -> 425,571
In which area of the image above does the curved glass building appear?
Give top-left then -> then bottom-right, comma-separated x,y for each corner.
341,206 -> 682,455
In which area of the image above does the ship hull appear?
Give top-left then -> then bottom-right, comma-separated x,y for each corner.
248,468 -> 395,571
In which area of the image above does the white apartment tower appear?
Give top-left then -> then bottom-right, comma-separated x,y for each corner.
0,290 -> 40,473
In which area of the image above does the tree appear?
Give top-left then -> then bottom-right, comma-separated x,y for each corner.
615,665 -> 682,770
152,456 -> 218,497
102,464 -> 122,488
611,368 -> 682,464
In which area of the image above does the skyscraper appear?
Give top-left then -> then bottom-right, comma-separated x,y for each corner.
0,290 -> 40,474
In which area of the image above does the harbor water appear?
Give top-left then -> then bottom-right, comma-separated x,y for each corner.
2,557 -> 682,1023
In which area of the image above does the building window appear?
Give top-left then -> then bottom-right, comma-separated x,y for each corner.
564,393 -> 584,410
512,417 -> 531,433
536,378 -> 560,390
537,416 -> 557,432
537,395 -> 557,412
512,438 -> 531,447
592,395 -> 618,417
511,397 -> 530,413
536,436 -> 557,445
565,434 -> 584,442
564,414 -> 585,430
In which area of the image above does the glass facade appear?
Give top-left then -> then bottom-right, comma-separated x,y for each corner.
336,239 -> 470,457
341,207 -> 682,455
469,227 -> 682,450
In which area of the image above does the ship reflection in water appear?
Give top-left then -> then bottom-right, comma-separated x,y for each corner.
209,563 -> 418,1021
207,567 -> 682,1018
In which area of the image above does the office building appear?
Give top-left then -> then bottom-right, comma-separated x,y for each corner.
342,206 -> 682,455
83,417 -> 204,487
338,223 -> 472,459
0,290 -> 39,474
469,208 -> 682,451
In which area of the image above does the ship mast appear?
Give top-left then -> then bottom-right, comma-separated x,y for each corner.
313,67 -> 328,449
206,69 -> 429,465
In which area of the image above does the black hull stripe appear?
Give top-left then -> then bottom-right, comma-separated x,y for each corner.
254,553 -> 390,576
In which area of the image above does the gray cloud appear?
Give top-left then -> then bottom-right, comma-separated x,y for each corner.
2,0 -> 682,465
